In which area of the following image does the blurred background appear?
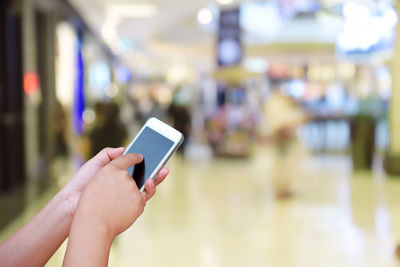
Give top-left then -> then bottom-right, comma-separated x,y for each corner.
1,0 -> 400,266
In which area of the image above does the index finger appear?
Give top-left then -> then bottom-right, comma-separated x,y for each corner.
109,153 -> 143,170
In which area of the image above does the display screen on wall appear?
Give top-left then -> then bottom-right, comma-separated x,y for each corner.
217,7 -> 242,67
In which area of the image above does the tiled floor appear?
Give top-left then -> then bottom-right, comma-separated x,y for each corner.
1,143 -> 400,267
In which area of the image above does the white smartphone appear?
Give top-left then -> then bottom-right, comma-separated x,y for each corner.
124,117 -> 184,191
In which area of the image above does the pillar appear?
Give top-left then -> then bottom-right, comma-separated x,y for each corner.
384,2 -> 400,175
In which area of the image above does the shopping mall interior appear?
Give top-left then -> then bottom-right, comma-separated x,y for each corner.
1,0 -> 400,266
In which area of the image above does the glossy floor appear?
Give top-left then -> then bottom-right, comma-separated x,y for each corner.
2,144 -> 400,267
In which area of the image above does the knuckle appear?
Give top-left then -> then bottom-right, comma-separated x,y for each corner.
122,171 -> 131,180
130,153 -> 142,161
119,169 -> 129,177
101,147 -> 112,153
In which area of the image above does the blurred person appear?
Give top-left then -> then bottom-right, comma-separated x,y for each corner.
207,114 -> 225,153
0,147 -> 169,266
264,89 -> 307,199
134,97 -> 153,126
168,90 -> 191,153
53,101 -> 69,158
87,102 -> 128,159
135,89 -> 167,126
168,104 -> 191,153
52,101 -> 70,177
148,89 -> 167,121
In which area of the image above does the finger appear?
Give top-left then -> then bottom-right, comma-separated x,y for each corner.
87,147 -> 125,167
107,147 -> 126,159
110,153 -> 143,170
154,167 -> 169,186
142,178 -> 156,201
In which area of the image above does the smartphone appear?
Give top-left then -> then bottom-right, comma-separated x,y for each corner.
124,117 -> 183,191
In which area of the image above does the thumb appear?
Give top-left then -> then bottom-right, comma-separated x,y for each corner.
107,147 -> 126,159
88,147 -> 125,168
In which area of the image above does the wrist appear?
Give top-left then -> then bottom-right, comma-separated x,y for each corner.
93,221 -> 116,244
53,190 -> 81,223
65,192 -> 81,219
73,204 -> 117,242
64,212 -> 115,267
72,213 -> 116,246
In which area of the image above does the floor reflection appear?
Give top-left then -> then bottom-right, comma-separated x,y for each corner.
1,144 -> 399,267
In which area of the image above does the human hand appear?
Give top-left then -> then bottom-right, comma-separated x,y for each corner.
60,147 -> 125,216
72,153 -> 168,238
61,147 -> 168,217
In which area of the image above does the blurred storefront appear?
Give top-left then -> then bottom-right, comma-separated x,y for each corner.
0,0 -> 25,193
1,0 -> 399,180
3,0 -> 398,181
0,0 -> 131,227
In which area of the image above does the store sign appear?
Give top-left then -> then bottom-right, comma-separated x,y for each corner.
217,7 -> 242,67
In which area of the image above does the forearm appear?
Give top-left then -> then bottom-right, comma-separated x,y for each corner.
63,219 -> 114,267
0,191 -> 74,267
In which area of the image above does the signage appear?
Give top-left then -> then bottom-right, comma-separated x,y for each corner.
217,8 -> 242,67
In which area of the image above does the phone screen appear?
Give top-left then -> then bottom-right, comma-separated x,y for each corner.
126,126 -> 174,189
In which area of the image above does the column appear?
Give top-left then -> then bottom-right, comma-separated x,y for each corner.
384,2 -> 400,175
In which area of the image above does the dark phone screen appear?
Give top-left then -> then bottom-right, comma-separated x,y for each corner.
126,126 -> 174,189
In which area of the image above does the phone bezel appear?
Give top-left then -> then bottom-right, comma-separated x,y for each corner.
123,117 -> 184,191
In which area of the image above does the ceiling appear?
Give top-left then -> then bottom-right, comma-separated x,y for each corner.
69,0 -> 397,74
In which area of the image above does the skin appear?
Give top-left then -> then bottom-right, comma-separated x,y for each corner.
63,153 -> 164,267
0,147 -> 168,267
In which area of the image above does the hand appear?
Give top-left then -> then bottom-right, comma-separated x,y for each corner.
73,153 -> 167,237
60,147 -> 168,217
59,147 -> 125,217
63,153 -> 169,266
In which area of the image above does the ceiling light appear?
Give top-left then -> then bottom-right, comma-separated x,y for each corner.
107,4 -> 158,18
217,0 -> 234,5
197,8 -> 213,25
101,24 -> 117,41
244,58 -> 268,73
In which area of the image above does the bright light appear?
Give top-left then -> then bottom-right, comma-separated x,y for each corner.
338,2 -> 397,53
197,8 -> 213,25
106,84 -> 119,98
167,65 -> 188,85
382,8 -> 398,28
243,58 -> 268,73
107,4 -> 158,18
240,2 -> 282,41
106,13 -> 120,26
101,24 -> 117,41
217,0 -> 234,5
167,64 -> 195,85
83,108 -> 96,124
342,2 -> 369,20
89,62 -> 111,91
56,22 -> 77,107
